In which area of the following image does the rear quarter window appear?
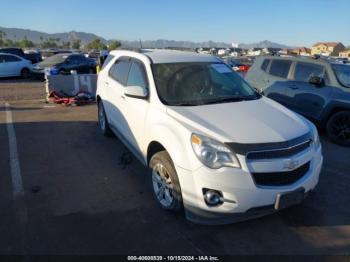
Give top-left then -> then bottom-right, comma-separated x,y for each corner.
261,59 -> 270,72
102,55 -> 115,69
269,60 -> 292,78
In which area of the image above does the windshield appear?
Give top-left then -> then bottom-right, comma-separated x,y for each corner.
152,62 -> 259,106
332,64 -> 350,88
39,54 -> 68,66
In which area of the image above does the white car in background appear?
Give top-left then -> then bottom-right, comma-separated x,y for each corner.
0,53 -> 32,78
96,49 -> 323,225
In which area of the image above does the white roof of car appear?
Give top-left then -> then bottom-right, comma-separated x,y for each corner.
110,49 -> 220,64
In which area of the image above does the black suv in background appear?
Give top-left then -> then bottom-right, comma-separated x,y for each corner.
0,48 -> 42,64
32,53 -> 96,76
246,56 -> 350,146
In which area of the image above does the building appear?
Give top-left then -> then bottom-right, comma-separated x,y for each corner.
339,50 -> 350,58
229,47 -> 243,57
292,47 -> 311,56
217,48 -> 230,56
279,48 -> 293,55
311,42 -> 345,56
262,47 -> 282,55
248,48 -> 263,56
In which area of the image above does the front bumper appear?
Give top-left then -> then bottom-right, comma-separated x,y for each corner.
31,68 -> 45,77
176,146 -> 323,225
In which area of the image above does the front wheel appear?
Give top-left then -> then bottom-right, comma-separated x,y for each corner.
149,151 -> 183,212
326,111 -> 350,146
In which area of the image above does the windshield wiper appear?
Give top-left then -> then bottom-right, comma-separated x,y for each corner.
203,97 -> 251,105
169,102 -> 202,106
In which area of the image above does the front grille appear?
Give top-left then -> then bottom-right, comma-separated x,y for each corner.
246,141 -> 311,160
252,162 -> 310,186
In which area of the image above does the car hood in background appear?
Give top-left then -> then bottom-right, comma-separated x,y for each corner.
166,96 -> 310,144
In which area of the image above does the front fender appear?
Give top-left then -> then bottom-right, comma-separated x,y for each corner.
145,122 -> 201,171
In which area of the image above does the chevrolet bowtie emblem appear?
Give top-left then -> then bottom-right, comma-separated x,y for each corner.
283,159 -> 299,170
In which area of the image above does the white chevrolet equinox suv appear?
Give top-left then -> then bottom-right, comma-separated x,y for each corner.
96,49 -> 323,224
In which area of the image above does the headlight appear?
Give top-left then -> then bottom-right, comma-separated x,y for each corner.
191,133 -> 240,169
311,124 -> 321,149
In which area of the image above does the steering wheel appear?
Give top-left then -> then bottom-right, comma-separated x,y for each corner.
167,65 -> 212,98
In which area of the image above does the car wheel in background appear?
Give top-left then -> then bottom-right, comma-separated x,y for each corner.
58,69 -> 67,75
326,111 -> 350,147
149,151 -> 183,212
98,101 -> 113,137
21,68 -> 30,79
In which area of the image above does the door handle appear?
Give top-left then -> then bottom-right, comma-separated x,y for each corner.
105,82 -> 109,87
288,85 -> 299,90
121,95 -> 126,100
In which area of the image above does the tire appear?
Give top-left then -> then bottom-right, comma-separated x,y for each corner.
98,101 -> 113,137
326,111 -> 350,147
21,68 -> 30,79
149,151 -> 183,212
58,69 -> 67,75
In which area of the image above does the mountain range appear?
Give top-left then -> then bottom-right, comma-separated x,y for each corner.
0,26 -> 292,49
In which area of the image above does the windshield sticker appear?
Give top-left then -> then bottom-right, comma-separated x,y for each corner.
211,64 -> 232,73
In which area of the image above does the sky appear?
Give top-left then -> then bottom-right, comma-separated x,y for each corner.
1,0 -> 350,46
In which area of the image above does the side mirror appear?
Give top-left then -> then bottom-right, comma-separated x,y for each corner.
254,87 -> 264,95
124,85 -> 148,99
309,76 -> 324,87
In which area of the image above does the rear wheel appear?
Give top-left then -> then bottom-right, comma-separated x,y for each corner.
21,68 -> 30,79
149,151 -> 183,212
326,111 -> 350,146
98,101 -> 113,137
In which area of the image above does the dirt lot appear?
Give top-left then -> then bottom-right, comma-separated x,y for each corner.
0,79 -> 350,255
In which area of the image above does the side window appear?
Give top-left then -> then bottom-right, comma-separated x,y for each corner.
269,60 -> 292,78
77,56 -> 85,63
261,59 -> 270,72
109,59 -> 131,85
4,55 -> 21,62
294,62 -> 325,82
70,56 -> 79,64
127,61 -> 148,88
0,55 -> 6,63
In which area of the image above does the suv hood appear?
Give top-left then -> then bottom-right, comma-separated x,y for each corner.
166,97 -> 310,144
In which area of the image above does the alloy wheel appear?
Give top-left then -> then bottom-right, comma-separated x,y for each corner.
152,163 -> 174,208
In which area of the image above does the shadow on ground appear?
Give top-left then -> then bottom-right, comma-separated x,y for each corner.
0,120 -> 349,255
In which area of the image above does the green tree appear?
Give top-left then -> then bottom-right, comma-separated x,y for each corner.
61,41 -> 71,49
108,40 -> 121,51
0,30 -> 6,46
3,39 -> 14,47
17,36 -> 35,48
40,37 -> 59,48
86,38 -> 107,50
71,39 -> 81,50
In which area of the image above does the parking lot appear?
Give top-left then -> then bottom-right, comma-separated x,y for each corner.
0,79 -> 350,255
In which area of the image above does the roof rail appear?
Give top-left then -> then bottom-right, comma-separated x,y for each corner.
114,47 -> 143,53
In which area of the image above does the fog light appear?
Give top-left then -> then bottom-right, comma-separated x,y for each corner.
203,189 -> 223,206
